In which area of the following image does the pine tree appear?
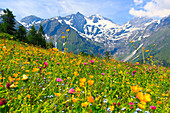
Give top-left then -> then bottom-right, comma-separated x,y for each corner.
27,25 -> 37,45
0,8 -> 16,35
38,24 -> 46,48
16,25 -> 27,42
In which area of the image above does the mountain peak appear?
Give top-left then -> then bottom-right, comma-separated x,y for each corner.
20,15 -> 43,23
76,12 -> 83,15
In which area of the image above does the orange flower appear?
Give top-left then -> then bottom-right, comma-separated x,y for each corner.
131,86 -> 141,92
53,92 -> 61,97
80,77 -> 86,83
157,101 -> 162,104
136,92 -> 144,101
87,80 -> 94,85
72,98 -> 77,103
145,50 -> 149,52
87,96 -> 94,103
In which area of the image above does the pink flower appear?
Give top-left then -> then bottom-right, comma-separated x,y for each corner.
130,106 -> 133,109
150,105 -> 156,110
57,62 -> 60,65
44,61 -> 48,68
56,78 -> 63,82
117,102 -> 120,106
129,102 -> 134,105
68,88 -> 75,94
113,102 -> 116,105
90,60 -> 94,64
84,62 -> 87,65
101,73 -> 105,75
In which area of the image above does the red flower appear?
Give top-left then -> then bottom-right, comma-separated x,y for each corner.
0,98 -> 7,106
6,83 -> 11,89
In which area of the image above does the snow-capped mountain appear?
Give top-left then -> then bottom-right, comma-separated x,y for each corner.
19,15 -> 44,29
19,13 -> 169,64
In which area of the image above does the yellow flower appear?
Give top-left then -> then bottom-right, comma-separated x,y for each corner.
138,104 -> 145,109
62,36 -> 65,39
32,68 -> 39,72
13,73 -> 18,77
52,48 -> 59,52
81,102 -> 89,107
130,41 -> 133,43
53,92 -> 61,97
131,86 -> 141,92
10,84 -> 18,88
80,77 -> 86,83
66,29 -> 70,32
110,106 -> 114,111
11,37 -> 13,39
145,50 -> 149,52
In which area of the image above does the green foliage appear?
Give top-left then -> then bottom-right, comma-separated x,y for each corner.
0,8 -> 16,35
0,33 -> 16,40
16,25 -> 27,42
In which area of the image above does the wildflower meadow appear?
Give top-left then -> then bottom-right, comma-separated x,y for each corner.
0,33 -> 169,113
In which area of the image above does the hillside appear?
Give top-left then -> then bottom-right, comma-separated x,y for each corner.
0,36 -> 169,112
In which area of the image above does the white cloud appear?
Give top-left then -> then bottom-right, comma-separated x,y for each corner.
130,0 -> 170,18
134,0 -> 143,5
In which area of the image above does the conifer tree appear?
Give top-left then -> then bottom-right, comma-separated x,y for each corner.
16,25 -> 27,42
27,25 -> 37,45
0,8 -> 16,35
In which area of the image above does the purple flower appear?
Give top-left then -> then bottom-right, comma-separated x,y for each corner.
68,88 -> 75,94
56,78 -> 63,82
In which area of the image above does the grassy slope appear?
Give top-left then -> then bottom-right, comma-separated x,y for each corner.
0,38 -> 169,112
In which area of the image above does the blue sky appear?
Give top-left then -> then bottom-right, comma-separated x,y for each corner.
0,0 -> 170,25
